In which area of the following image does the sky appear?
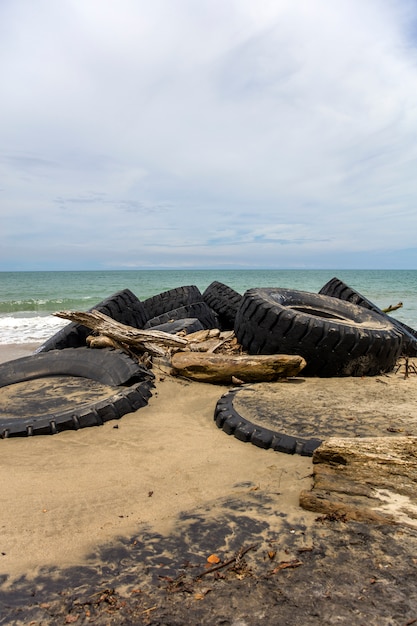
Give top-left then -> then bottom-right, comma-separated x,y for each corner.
2,0 -> 417,271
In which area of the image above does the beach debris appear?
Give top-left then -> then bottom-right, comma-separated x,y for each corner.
382,302 -> 403,313
86,334 -> 120,350
235,287 -> 402,377
0,348 -> 154,438
47,279 -> 417,383
320,276 -> 417,357
395,356 -> 417,378
269,559 -> 303,575
299,436 -> 417,527
170,352 -> 306,383
214,384 -> 322,456
56,309 -> 305,385
195,544 -> 257,580
54,309 -> 188,356
206,554 -> 221,564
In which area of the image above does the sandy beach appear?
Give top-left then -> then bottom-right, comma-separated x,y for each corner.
0,343 -> 315,578
1,343 -> 417,624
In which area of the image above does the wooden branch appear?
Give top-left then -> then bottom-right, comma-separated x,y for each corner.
382,302 -> 403,313
54,310 -> 188,356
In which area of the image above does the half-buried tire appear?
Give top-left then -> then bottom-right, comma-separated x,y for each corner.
0,348 -> 154,438
235,288 -> 402,377
214,388 -> 321,456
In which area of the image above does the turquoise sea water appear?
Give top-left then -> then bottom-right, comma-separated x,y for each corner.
0,269 -> 417,344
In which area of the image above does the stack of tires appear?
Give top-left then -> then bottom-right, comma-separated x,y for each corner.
36,289 -> 149,352
37,278 -> 415,378
143,285 -> 219,332
36,284 -> 224,352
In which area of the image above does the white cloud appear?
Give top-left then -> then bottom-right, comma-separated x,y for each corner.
1,0 -> 417,269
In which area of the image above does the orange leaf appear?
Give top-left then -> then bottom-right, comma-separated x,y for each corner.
194,593 -> 205,600
207,554 -> 221,564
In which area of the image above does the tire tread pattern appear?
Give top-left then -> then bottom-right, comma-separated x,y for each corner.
319,277 -> 417,357
202,281 -> 243,330
142,286 -> 203,320
234,288 -> 402,377
214,390 -> 321,456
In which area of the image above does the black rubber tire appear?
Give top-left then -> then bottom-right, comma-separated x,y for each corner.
319,277 -> 417,357
144,302 -> 219,330
0,348 -> 154,438
234,288 -> 402,377
37,289 -> 149,352
214,389 -> 321,456
148,318 -> 204,335
0,348 -> 152,387
202,281 -> 243,330
142,285 -> 203,320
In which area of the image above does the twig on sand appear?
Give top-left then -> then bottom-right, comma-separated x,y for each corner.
395,357 -> 417,379
195,544 -> 258,580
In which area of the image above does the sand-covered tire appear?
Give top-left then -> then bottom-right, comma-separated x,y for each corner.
319,277 -> 417,357
37,289 -> 149,352
202,281 -> 243,330
214,389 -> 321,456
0,348 -> 154,438
234,288 -> 402,377
142,285 -> 203,320
144,302 -> 219,330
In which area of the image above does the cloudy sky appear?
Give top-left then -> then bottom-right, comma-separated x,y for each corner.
1,0 -> 417,270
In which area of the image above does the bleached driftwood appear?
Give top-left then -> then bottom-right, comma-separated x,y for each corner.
171,352 -> 306,383
299,436 -> 417,527
54,310 -> 188,357
185,330 -> 240,354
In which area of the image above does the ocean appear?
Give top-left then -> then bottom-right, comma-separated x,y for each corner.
1,269 -> 417,345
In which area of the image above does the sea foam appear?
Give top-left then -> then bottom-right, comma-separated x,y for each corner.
0,315 -> 68,344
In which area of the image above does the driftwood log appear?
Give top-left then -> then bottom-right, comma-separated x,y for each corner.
54,310 -> 187,356
299,436 -> 417,527
171,352 -> 306,383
